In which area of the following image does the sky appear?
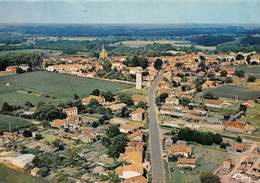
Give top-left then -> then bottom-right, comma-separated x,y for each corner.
0,0 -> 260,24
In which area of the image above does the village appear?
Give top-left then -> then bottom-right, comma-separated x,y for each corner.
0,45 -> 260,183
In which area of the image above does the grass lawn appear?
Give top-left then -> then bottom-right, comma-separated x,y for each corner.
242,103 -> 260,127
169,144 -> 228,183
0,71 -> 133,106
0,114 -> 34,132
0,164 -> 47,183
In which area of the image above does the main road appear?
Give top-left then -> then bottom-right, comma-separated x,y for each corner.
148,70 -> 165,183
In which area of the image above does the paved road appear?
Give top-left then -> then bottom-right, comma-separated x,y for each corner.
148,71 -> 165,183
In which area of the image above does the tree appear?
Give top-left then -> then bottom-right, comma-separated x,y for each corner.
203,92 -> 218,99
101,136 -> 111,147
247,76 -> 256,82
225,77 -> 233,83
24,101 -> 34,108
236,136 -> 242,143
35,133 -> 42,140
236,53 -> 244,60
220,70 -> 227,77
154,58 -> 163,71
23,130 -> 32,137
102,61 -> 112,72
200,172 -> 220,183
119,94 -> 134,106
92,89 -> 100,96
73,93 -> 79,100
135,101 -> 147,110
1,102 -> 13,112
38,167 -> 49,177
235,70 -> 245,77
106,125 -> 120,138
156,93 -> 169,106
101,91 -> 115,102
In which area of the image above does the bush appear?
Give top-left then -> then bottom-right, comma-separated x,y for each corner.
247,76 -> 256,82
235,70 -> 245,77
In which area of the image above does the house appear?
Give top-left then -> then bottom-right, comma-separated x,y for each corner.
223,159 -> 233,170
129,67 -> 143,74
63,107 -> 78,117
31,167 -> 39,176
128,131 -> 144,142
158,88 -> 174,96
177,158 -> 196,169
5,66 -> 17,73
170,144 -> 192,157
51,119 -> 65,129
165,96 -> 179,105
242,100 -> 255,108
63,107 -> 80,127
224,121 -> 256,134
109,103 -> 127,113
132,95 -> 146,105
120,120 -> 144,134
130,108 -> 145,121
123,175 -> 148,183
235,143 -> 245,152
115,142 -> 144,179
82,95 -> 105,105
79,127 -> 97,143
202,80 -> 219,90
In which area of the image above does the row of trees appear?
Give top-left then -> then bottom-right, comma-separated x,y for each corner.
0,53 -> 41,71
177,128 -> 223,146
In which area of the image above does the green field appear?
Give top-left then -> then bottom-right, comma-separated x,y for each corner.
243,103 -> 260,127
169,144 -> 228,183
237,65 -> 260,79
208,85 -> 260,100
0,164 -> 47,183
0,71 -> 132,106
0,114 -> 34,132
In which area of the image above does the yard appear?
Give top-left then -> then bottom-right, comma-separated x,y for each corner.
0,71 -> 133,106
0,114 -> 34,132
168,144 -> 228,183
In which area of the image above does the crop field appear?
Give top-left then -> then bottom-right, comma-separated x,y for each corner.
0,71 -> 132,106
237,65 -> 260,79
0,114 -> 34,132
168,144 -> 228,183
207,85 -> 260,100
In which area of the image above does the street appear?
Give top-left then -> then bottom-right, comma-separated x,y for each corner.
148,71 -> 165,183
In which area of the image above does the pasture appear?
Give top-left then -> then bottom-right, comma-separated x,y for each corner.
207,85 -> 260,100
0,114 -> 33,132
237,65 -> 260,79
0,71 -> 132,106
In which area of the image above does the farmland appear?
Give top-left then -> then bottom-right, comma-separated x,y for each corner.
207,85 -> 260,100
237,65 -> 260,79
0,114 -> 34,132
0,71 -> 132,106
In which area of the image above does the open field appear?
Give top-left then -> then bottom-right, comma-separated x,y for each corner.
0,71 -> 132,106
237,65 -> 260,79
242,103 -> 260,128
208,85 -> 260,100
110,40 -> 191,48
0,164 -> 47,183
0,114 -> 33,132
0,49 -> 61,56
169,144 -> 228,183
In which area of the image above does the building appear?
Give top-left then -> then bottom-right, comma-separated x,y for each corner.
51,119 -> 65,129
204,99 -> 224,108
132,95 -> 146,105
224,121 -> 256,134
63,107 -> 78,117
235,143 -> 245,152
5,66 -> 17,73
130,108 -> 145,121
99,45 -> 108,60
177,158 -> 196,169
115,142 -> 145,179
123,175 -> 148,183
170,144 -> 192,157
136,71 -> 142,90
109,103 -> 127,113
128,131 -> 144,142
120,120 -> 144,134
63,107 -> 80,127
